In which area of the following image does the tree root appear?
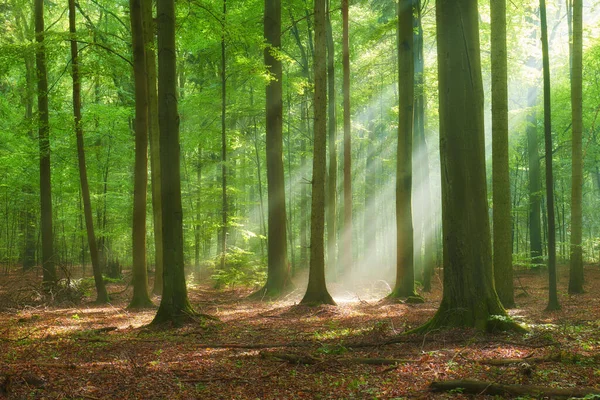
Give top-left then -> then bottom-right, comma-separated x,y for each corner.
429,379 -> 600,398
259,351 -> 416,366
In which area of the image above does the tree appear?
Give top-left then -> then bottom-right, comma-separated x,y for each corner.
152,0 -> 195,324
220,0 -> 228,269
491,0 -> 515,308
568,0 -> 584,294
300,0 -> 335,306
128,0 -> 153,308
341,0 -> 352,275
539,0 -> 560,311
35,0 -> 56,288
390,0 -> 416,299
326,2 -> 337,279
254,0 -> 292,298
416,0 -> 518,331
143,0 -> 164,296
68,0 -> 109,303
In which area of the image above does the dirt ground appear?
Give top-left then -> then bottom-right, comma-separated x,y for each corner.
1,264 -> 600,399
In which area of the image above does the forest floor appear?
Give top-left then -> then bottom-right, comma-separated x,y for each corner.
1,265 -> 600,399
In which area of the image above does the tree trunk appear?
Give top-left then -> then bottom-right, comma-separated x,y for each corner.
412,0 -> 433,292
417,0 -> 516,331
22,50 -> 37,271
326,4 -> 337,279
68,0 -> 109,303
430,379 -> 600,398
35,0 -> 56,288
390,0 -> 415,299
220,0 -> 228,270
491,0 -> 515,308
152,0 -> 196,324
142,0 -> 164,296
540,0 -> 560,311
256,0 -> 292,298
128,0 -> 153,308
341,0 -> 352,276
568,0 -> 584,294
300,0 -> 335,306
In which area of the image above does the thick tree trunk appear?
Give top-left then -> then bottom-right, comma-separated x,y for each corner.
152,0 -> 196,324
256,0 -> 292,298
390,0 -> 415,299
417,0 -> 516,331
568,0 -> 584,294
143,0 -> 164,296
301,0 -> 335,306
35,0 -> 56,288
69,0 -> 109,303
341,0 -> 352,276
128,0 -> 153,308
326,5 -> 337,279
491,0 -> 515,308
540,0 -> 560,311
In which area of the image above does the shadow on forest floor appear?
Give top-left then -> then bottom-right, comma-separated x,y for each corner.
1,265 -> 600,399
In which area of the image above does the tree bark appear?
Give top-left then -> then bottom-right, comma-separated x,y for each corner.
220,0 -> 228,269
341,0 -> 352,276
152,0 -> 196,324
128,0 -> 153,308
143,0 -> 164,296
540,0 -> 560,311
491,0 -> 515,308
416,0 -> 516,331
326,3 -> 337,279
390,0 -> 415,299
300,0 -> 335,306
568,0 -> 584,294
68,0 -> 109,303
35,0 -> 57,288
256,0 -> 292,298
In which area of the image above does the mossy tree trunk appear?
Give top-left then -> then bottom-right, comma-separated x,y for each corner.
491,0 -> 515,308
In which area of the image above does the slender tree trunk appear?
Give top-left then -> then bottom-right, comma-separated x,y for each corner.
416,0 -> 516,331
413,0 -> 433,292
128,0 -> 153,308
142,0 -> 164,296
540,0 -> 560,311
195,147 -> 202,272
220,0 -> 228,269
22,51 -> 37,271
69,0 -> 109,303
301,0 -> 335,306
35,0 -> 56,288
491,0 -> 515,308
568,0 -> 584,294
152,0 -> 196,324
255,0 -> 291,298
390,0 -> 415,299
341,0 -> 352,275
325,4 -> 337,279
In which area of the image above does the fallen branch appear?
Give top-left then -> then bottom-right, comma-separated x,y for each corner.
429,379 -> 600,398
478,354 -> 561,366
260,351 -> 415,366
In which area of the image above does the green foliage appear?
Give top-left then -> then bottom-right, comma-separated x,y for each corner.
211,247 -> 266,289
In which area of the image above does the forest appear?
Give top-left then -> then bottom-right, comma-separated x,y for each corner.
1,0 -> 600,397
